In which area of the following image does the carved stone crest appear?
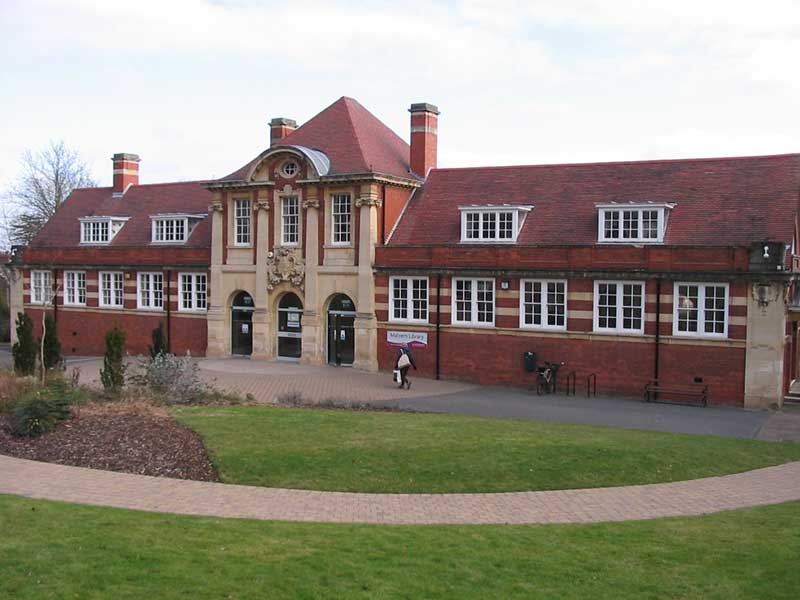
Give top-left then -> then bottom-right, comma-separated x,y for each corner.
266,247 -> 305,291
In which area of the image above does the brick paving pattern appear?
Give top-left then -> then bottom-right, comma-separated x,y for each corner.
2,454 -> 799,525
68,357 -> 476,404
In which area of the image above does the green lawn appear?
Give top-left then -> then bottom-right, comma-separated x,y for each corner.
172,406 -> 800,493
1,495 -> 798,599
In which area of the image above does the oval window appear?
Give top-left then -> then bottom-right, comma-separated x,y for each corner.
282,162 -> 298,177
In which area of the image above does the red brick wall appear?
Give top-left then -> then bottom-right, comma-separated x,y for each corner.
25,307 -> 207,357
378,325 -> 746,405
377,273 -> 750,406
376,245 -> 750,272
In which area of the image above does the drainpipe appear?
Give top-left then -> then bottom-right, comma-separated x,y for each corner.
165,269 -> 172,353
436,273 -> 441,380
52,269 -> 59,324
654,278 -> 661,387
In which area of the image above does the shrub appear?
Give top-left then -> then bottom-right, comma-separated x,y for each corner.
41,313 -> 62,371
12,313 -> 37,376
131,353 -> 207,404
148,321 -> 168,359
0,370 -> 35,414
100,324 -> 126,391
9,379 -> 77,438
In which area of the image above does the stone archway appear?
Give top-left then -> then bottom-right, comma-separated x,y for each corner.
230,291 -> 254,356
276,292 -> 303,360
326,293 -> 356,366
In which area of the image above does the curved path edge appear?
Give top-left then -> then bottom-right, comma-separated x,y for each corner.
2,454 -> 799,525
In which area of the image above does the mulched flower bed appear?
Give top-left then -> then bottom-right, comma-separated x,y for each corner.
0,403 -> 218,481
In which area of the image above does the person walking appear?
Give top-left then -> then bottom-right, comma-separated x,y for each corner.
395,344 -> 417,389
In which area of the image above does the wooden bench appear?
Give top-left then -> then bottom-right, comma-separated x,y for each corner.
643,380 -> 709,407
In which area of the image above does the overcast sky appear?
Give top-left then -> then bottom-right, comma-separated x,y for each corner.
1,0 -> 799,190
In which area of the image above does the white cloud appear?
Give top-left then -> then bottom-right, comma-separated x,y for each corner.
0,0 -> 798,203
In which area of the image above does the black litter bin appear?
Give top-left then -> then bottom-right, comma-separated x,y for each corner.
523,351 -> 537,373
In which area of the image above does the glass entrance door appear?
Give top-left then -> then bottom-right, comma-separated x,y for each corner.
327,294 -> 356,366
231,291 -> 254,356
277,293 -> 303,360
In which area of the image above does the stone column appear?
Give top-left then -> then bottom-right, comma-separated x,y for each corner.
251,191 -> 272,359
744,281 -> 788,408
300,190 -> 324,364
206,194 -> 227,357
353,184 -> 380,372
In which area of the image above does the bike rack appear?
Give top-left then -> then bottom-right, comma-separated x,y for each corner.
586,373 -> 597,397
562,371 -> 576,396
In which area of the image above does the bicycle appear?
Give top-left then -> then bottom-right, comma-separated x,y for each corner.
537,361 -> 565,395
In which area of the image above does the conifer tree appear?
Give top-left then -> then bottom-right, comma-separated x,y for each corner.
100,323 -> 126,391
12,312 -> 37,376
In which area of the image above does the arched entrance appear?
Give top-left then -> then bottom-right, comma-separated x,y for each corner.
231,291 -> 254,356
327,294 -> 356,366
277,292 -> 303,360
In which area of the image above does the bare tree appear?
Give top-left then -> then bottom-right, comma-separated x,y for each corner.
4,141 -> 97,246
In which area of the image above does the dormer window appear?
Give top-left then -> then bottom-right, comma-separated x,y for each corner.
596,203 -> 674,243
151,214 -> 205,244
79,216 -> 129,244
459,205 -> 532,243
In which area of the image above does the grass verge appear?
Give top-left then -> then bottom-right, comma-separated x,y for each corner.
1,495 -> 798,599
172,405 -> 800,493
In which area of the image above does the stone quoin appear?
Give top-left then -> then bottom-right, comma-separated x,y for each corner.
9,97 -> 800,408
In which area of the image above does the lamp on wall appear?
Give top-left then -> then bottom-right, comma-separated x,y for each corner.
500,279 -> 510,290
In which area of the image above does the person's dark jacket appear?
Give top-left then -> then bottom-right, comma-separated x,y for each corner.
396,347 -> 417,369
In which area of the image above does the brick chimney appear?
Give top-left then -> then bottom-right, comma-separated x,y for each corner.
112,153 -> 140,196
270,117 -> 297,146
409,102 -> 439,178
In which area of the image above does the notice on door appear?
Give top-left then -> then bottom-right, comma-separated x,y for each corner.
241,323 -> 249,334
288,312 -> 300,328
387,331 -> 428,348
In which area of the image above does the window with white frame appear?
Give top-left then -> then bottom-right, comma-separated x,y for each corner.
597,204 -> 673,243
178,273 -> 207,311
459,206 -> 531,243
63,271 -> 86,306
30,270 -> 52,305
331,193 -> 351,245
593,281 -> 644,334
673,283 -> 728,338
99,272 -> 124,308
137,272 -> 164,310
234,198 -> 251,245
390,277 -> 429,323
79,217 -> 128,244
452,278 -> 495,326
281,196 -> 300,245
520,280 -> 566,329
153,218 -> 186,243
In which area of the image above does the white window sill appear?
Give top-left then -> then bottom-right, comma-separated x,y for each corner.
63,303 -> 87,308
672,332 -> 728,340
99,305 -> 124,309
388,318 -> 430,325
450,321 -> 496,328
592,328 -> 645,336
459,239 -> 517,244
520,324 -> 567,331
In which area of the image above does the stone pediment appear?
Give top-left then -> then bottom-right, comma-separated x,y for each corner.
266,247 -> 305,291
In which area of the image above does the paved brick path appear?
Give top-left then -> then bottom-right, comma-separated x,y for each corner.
2,454 -> 799,524
67,357 -> 476,404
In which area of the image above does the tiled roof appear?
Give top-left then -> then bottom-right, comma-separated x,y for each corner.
389,153 -> 800,247
27,181 -> 213,249
219,97 -> 413,181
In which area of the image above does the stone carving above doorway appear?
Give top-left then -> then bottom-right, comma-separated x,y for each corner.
266,247 -> 305,291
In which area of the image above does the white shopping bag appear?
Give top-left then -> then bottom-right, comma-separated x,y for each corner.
393,369 -> 402,384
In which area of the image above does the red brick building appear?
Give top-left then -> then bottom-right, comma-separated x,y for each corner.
10,97 -> 800,408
